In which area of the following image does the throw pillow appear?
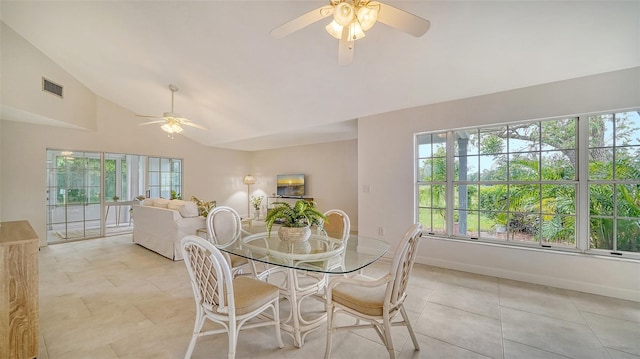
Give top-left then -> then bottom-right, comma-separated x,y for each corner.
191,195 -> 216,217
178,202 -> 199,218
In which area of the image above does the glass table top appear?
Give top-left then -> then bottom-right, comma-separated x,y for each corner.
216,232 -> 390,274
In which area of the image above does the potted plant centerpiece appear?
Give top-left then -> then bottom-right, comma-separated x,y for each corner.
265,199 -> 326,242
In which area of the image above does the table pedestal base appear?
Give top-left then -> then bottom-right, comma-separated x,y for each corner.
263,268 -> 328,347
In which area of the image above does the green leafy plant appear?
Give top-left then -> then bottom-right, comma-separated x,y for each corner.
190,195 -> 216,217
171,190 -> 182,200
265,199 -> 326,237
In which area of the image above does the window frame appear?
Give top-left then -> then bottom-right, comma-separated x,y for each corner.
415,108 -> 640,260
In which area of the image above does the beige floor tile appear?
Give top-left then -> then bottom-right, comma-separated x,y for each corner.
501,306 -> 610,359
503,339 -> 570,359
404,285 -> 433,314
414,303 -> 503,358
428,282 -> 500,319
607,347 -> 640,359
498,278 -> 585,324
583,312 -> 640,355
430,267 -> 500,294
398,332 -> 492,359
49,345 -> 119,359
37,234 -> 640,359
569,290 -> 640,323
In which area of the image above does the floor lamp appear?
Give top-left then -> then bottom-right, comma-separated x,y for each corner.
243,174 -> 255,216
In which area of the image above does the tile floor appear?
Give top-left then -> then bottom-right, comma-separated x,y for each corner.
38,234 -> 640,359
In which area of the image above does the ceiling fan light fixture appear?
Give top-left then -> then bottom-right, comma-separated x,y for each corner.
348,22 -> 365,41
325,20 -> 344,39
334,2 -> 355,26
161,122 -> 183,134
356,4 -> 379,31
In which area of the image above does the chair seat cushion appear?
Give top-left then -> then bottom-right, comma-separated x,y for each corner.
233,276 -> 280,315
229,253 -> 248,268
332,276 -> 386,317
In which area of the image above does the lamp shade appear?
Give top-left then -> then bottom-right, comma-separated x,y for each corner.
325,20 -> 344,39
161,122 -> 183,134
243,174 -> 255,185
356,4 -> 379,31
348,22 -> 365,41
334,2 -> 355,26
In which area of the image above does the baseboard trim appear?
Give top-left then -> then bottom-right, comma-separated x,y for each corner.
416,255 -> 640,302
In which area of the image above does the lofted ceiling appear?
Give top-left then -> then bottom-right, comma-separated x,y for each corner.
1,1 -> 638,151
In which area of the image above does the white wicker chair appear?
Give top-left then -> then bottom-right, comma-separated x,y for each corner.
206,206 -> 250,277
321,209 -> 351,242
181,235 -> 284,359
319,209 -> 351,272
324,224 -> 423,359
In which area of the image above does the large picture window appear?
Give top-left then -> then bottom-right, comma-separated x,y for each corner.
416,110 -> 640,258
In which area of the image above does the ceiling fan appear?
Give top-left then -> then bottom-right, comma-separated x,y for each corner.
137,84 -> 208,139
271,0 -> 431,65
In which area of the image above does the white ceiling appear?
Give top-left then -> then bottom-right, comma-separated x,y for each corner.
1,1 -> 638,151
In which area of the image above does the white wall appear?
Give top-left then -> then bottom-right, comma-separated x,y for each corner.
250,140 -> 358,230
0,20 -> 254,244
359,67 -> 640,301
0,22 -> 97,130
0,96 -> 251,246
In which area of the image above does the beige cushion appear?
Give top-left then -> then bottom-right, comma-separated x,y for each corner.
142,198 -> 155,206
229,254 -> 249,268
153,198 -> 170,208
232,276 -> 279,315
178,202 -> 199,218
324,213 -> 345,240
332,277 -> 386,317
167,199 -> 186,210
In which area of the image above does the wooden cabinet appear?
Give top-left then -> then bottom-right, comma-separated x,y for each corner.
0,221 -> 39,359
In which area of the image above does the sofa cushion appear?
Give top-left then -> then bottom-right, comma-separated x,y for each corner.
167,199 -> 186,210
153,198 -> 170,208
142,198 -> 155,206
180,202 -> 199,218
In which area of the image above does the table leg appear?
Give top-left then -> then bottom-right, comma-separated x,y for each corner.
275,268 -> 327,348
287,269 -> 303,347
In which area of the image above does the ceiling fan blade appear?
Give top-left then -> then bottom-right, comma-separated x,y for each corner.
136,114 -> 162,119
183,121 -> 208,131
374,2 -> 431,37
138,120 -> 166,126
271,5 -> 334,38
338,27 -> 354,66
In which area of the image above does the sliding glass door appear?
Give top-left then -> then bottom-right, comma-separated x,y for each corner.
46,150 -> 148,243
46,150 -> 102,242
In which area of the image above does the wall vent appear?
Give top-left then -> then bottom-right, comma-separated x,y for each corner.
42,77 -> 63,98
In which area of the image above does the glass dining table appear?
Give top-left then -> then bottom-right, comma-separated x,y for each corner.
215,231 -> 390,347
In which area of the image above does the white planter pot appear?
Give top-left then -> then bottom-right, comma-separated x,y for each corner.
278,226 -> 311,242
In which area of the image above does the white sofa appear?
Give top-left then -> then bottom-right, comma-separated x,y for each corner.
132,198 -> 205,260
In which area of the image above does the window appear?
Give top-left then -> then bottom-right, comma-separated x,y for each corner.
148,157 -> 182,199
416,109 -> 640,257
588,112 -> 640,253
416,132 -> 447,234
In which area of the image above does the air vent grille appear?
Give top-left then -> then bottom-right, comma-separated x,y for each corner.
42,77 -> 63,98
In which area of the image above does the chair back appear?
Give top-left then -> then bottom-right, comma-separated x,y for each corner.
388,224 -> 422,307
181,235 -> 234,314
206,206 -> 242,248
322,209 -> 351,242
